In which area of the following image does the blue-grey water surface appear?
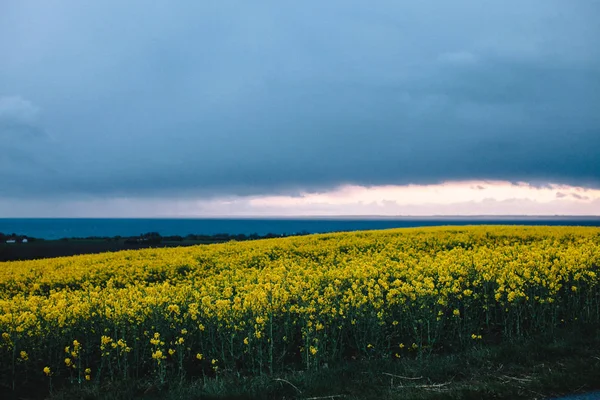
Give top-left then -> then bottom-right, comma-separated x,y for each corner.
1,217 -> 599,240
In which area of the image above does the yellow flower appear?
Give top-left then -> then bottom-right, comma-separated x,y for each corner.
85,368 -> 91,374
64,358 -> 72,367
152,350 -> 164,360
43,366 -> 51,376
243,337 -> 249,345
19,351 -> 28,361
168,348 -> 175,356
196,353 -> 203,360
453,309 -> 460,317
85,374 -> 91,381
167,304 -> 180,314
101,336 -> 112,345
310,346 -> 318,355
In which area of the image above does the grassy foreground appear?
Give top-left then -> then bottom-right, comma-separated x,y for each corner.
48,328 -> 600,400
1,226 -> 599,399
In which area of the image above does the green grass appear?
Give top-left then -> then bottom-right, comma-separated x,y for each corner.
38,327 -> 600,400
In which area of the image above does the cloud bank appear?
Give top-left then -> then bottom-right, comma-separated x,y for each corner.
0,1 -> 599,216
1,181 -> 598,217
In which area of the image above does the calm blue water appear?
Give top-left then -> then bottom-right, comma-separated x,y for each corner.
1,218 -> 599,240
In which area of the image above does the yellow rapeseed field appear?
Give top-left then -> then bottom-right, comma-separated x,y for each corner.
1,226 -> 599,388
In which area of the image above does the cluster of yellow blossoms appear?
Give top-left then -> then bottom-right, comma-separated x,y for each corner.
0,226 -> 599,387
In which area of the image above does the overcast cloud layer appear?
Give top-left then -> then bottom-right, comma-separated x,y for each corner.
1,1 -> 599,206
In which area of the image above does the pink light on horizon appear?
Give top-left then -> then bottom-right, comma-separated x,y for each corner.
1,181 -> 598,218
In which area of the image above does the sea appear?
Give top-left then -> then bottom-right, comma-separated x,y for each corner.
1,217 -> 600,240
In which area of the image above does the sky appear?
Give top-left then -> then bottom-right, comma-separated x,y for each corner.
1,0 -> 599,217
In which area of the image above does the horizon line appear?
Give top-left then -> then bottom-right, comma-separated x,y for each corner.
2,215 -> 600,219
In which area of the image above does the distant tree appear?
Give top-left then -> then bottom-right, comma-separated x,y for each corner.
140,232 -> 162,244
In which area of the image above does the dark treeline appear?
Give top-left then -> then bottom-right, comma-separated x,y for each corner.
0,232 -> 35,242
0,231 -> 311,262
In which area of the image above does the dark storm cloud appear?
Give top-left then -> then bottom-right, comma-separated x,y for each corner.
0,96 -> 57,188
0,0 -> 599,200
0,96 -> 45,139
